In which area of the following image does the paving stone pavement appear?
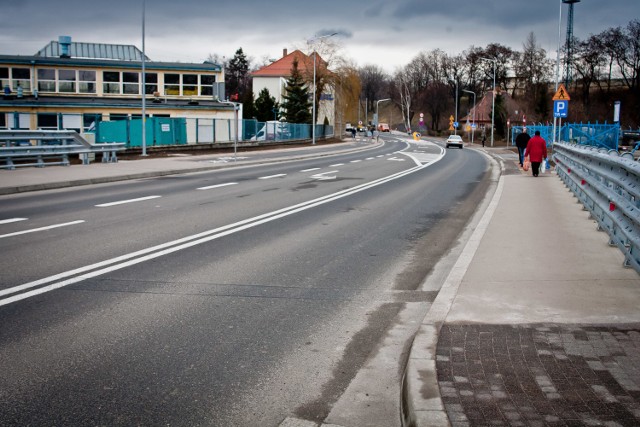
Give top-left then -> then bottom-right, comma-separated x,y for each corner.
436,324 -> 640,427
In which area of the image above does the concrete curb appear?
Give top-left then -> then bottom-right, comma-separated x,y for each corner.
403,150 -> 505,427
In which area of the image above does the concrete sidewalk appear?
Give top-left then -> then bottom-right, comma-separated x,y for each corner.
407,149 -> 640,426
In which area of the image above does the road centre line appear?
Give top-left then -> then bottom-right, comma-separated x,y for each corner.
329,163 -> 344,167
258,174 -> 287,180
96,195 -> 161,207
0,149 -> 446,307
0,220 -> 85,240
350,160 -> 362,163
300,168 -> 321,172
0,218 -> 28,225
197,182 -> 238,190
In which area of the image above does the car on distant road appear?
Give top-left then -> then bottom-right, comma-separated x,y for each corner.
446,134 -> 463,149
378,123 -> 390,132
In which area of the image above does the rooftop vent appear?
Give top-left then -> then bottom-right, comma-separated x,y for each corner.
59,36 -> 72,58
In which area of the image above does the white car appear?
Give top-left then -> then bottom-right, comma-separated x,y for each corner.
446,134 -> 463,149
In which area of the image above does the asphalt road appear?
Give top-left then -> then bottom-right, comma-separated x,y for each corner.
0,135 -> 491,426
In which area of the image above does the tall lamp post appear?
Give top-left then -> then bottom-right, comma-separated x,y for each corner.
141,0 -> 147,156
308,32 -> 337,145
480,57 -> 496,147
462,89 -> 476,144
375,98 -> 391,129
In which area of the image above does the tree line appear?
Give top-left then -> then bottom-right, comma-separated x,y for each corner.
212,19 -> 639,138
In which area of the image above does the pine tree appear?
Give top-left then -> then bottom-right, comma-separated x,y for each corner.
226,48 -> 250,101
255,88 -> 279,122
281,59 -> 312,124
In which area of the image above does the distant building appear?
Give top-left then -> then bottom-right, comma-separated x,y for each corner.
251,49 -> 335,126
0,36 -> 237,145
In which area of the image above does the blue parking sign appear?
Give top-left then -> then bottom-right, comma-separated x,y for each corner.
554,100 -> 568,118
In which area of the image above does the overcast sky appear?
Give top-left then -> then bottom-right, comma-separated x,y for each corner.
1,0 -> 638,73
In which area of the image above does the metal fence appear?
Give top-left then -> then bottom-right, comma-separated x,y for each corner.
511,123 -> 620,150
553,142 -> 640,273
1,112 -> 334,148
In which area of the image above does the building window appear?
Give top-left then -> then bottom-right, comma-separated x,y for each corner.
123,72 -> 139,94
0,113 -> 6,129
144,72 -> 158,95
37,113 -> 58,130
103,71 -> 121,94
78,70 -> 96,94
58,69 -> 76,93
164,73 -> 180,96
0,67 -> 8,89
109,113 -> 128,121
183,74 -> 198,96
12,68 -> 31,91
37,68 -> 56,92
200,75 -> 216,96
83,114 -> 100,131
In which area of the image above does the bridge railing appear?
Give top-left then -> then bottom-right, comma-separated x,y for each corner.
553,142 -> 640,273
0,130 -> 125,170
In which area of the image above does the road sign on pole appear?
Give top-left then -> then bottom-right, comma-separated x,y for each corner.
554,100 -> 568,118
552,84 -> 571,101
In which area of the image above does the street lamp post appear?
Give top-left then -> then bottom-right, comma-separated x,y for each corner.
141,0 -> 147,156
374,98 -> 391,141
375,98 -> 391,128
480,57 -> 496,147
308,32 -> 337,145
462,89 -> 476,144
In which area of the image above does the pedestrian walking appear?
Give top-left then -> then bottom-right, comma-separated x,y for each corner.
481,134 -> 486,147
524,130 -> 547,177
515,129 -> 531,167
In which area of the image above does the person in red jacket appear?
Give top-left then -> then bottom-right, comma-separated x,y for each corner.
524,130 -> 548,177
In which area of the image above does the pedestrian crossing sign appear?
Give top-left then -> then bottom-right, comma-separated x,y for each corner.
552,84 -> 571,101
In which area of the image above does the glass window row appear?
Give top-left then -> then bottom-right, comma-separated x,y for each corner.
1,66 -> 217,97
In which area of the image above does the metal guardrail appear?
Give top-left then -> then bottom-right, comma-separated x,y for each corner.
0,130 -> 125,170
553,142 -> 640,273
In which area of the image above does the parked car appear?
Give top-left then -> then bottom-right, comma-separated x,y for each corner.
378,123 -> 390,132
446,134 -> 463,149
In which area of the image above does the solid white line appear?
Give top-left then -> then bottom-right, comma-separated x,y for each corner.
330,163 -> 344,167
300,168 -> 321,172
96,195 -> 161,207
0,218 -> 28,225
258,174 -> 287,180
197,182 -> 238,190
0,220 -> 85,240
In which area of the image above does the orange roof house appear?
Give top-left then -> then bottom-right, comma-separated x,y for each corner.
251,49 -> 334,126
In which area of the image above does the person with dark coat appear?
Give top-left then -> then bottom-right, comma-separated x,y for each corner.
515,130 -> 530,167
524,130 -> 548,177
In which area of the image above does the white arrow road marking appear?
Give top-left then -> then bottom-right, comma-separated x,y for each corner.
310,170 -> 339,180
0,220 -> 85,240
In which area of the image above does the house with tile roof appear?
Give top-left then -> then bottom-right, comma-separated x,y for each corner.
251,49 -> 335,126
